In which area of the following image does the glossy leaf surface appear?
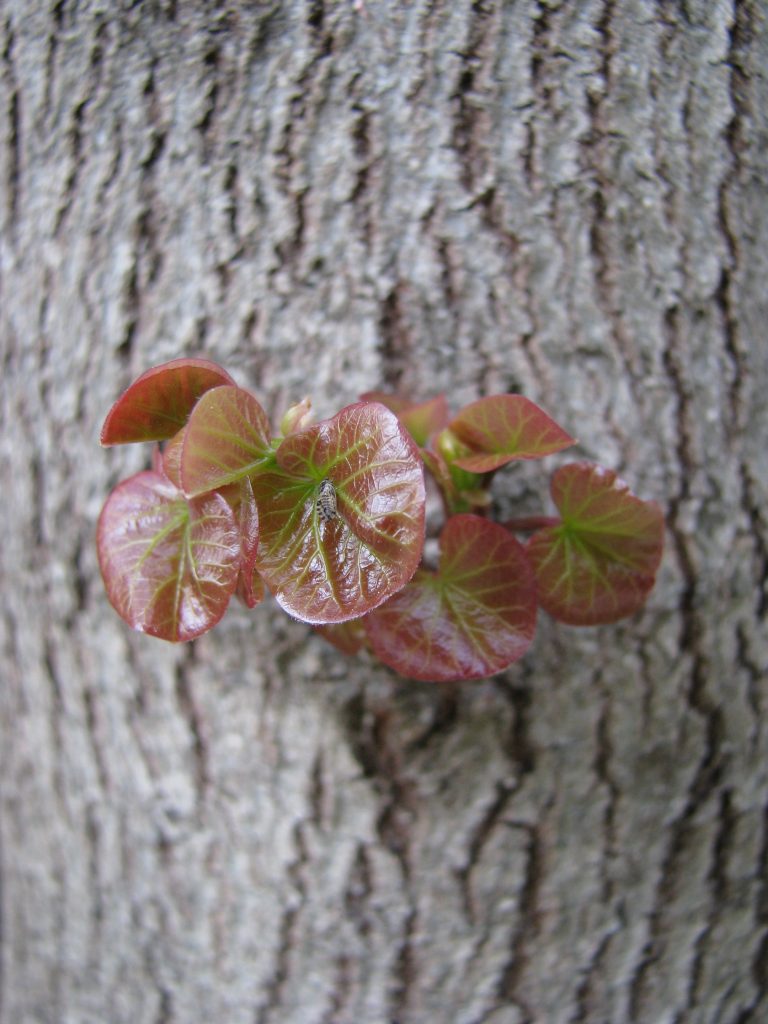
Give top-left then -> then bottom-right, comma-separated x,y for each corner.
252,402 -> 426,624
527,462 -> 664,625
448,395 -> 575,472
180,386 -> 272,497
97,470 -> 241,641
365,514 -> 537,681
101,358 -> 235,445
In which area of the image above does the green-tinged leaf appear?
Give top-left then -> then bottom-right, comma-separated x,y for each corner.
447,395 -> 575,472
364,515 -> 537,682
527,462 -> 664,625
314,618 -> 369,656
101,358 -> 235,445
97,470 -> 241,641
427,439 -> 492,513
181,385 -> 272,497
252,401 -> 426,624
362,392 -> 450,447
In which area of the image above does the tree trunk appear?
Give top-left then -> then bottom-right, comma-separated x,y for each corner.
1,1 -> 766,1022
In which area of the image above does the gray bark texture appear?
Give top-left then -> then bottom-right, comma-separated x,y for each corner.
1,1 -> 767,1022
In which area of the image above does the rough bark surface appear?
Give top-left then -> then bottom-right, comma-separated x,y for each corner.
1,2 -> 766,1022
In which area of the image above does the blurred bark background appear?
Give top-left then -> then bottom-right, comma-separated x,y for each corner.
1,1 -> 766,1022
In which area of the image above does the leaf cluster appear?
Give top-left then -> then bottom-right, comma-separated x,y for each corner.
98,359 -> 664,681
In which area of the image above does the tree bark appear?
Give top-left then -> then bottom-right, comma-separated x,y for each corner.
1,1 -> 766,1022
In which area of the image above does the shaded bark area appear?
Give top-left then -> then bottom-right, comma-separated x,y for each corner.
1,2 -> 766,1022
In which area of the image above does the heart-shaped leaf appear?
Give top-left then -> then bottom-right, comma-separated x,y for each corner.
527,462 -> 664,625
364,514 -> 537,682
97,470 -> 241,641
252,402 -> 426,624
180,385 -> 272,497
101,358 -> 235,445
446,395 -> 575,472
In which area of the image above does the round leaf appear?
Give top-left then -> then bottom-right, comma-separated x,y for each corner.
180,385 -> 272,497
97,470 -> 241,641
527,462 -> 664,625
100,358 -> 235,445
448,395 -> 575,472
252,402 -> 426,624
365,514 -> 537,682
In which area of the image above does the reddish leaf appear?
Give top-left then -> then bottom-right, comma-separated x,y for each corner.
361,392 -> 450,447
180,385 -> 272,497
97,470 -> 241,641
314,618 -> 369,656
101,358 -> 235,445
420,447 -> 459,507
447,395 -> 575,472
229,476 -> 264,608
236,565 -> 266,609
365,515 -> 537,682
252,402 -> 426,624
157,429 -> 185,488
402,395 -> 450,446
527,462 -> 664,625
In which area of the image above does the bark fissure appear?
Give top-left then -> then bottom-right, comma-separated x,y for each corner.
349,101 -> 374,245
42,0 -> 67,116
569,929 -> 615,1024
450,0 -> 496,194
53,18 -> 108,236
593,695 -> 619,905
2,15 -> 20,231
377,282 -> 411,391
496,822 -> 544,1023
195,43 -> 221,144
717,0 -> 753,438
683,788 -> 738,1016
173,654 -> 210,810
83,682 -> 110,797
660,306 -> 708,700
627,707 -> 727,1020
42,637 -> 66,805
456,780 -> 516,925
254,822 -> 311,1024
582,0 -> 645,399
